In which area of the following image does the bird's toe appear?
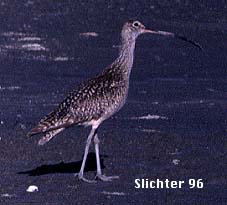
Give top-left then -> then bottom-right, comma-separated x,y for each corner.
74,173 -> 97,183
96,174 -> 119,182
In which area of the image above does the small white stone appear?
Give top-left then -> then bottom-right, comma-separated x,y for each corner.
26,185 -> 38,192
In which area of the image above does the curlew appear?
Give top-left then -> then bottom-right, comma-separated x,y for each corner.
28,21 -> 201,182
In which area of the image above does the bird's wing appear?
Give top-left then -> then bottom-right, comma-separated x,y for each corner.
28,71 -> 126,137
27,119 -> 72,137
27,104 -> 74,137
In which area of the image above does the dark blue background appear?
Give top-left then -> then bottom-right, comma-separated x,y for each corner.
0,1 -> 227,204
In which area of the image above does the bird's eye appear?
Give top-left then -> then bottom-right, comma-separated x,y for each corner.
133,21 -> 139,27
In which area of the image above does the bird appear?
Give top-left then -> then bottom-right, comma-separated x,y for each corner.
27,20 -> 201,183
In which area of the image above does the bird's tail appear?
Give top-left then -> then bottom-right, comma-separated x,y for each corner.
27,103 -> 75,144
27,117 -> 73,145
38,128 -> 65,145
27,122 -> 67,145
27,121 -> 52,137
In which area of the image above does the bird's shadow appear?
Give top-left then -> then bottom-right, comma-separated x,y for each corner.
18,153 -> 107,176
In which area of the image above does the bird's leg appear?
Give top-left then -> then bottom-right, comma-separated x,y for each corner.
94,133 -> 119,181
75,128 -> 97,183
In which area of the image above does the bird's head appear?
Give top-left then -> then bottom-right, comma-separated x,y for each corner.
121,20 -> 173,42
121,20 -> 202,50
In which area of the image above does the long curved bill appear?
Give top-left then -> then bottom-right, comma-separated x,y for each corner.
143,29 -> 203,50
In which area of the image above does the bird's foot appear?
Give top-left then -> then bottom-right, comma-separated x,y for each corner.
96,174 -> 119,182
74,173 -> 96,183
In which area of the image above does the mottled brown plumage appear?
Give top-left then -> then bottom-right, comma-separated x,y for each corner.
28,20 -> 175,182
28,65 -> 128,144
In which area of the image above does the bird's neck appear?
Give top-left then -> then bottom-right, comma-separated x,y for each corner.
113,38 -> 136,78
